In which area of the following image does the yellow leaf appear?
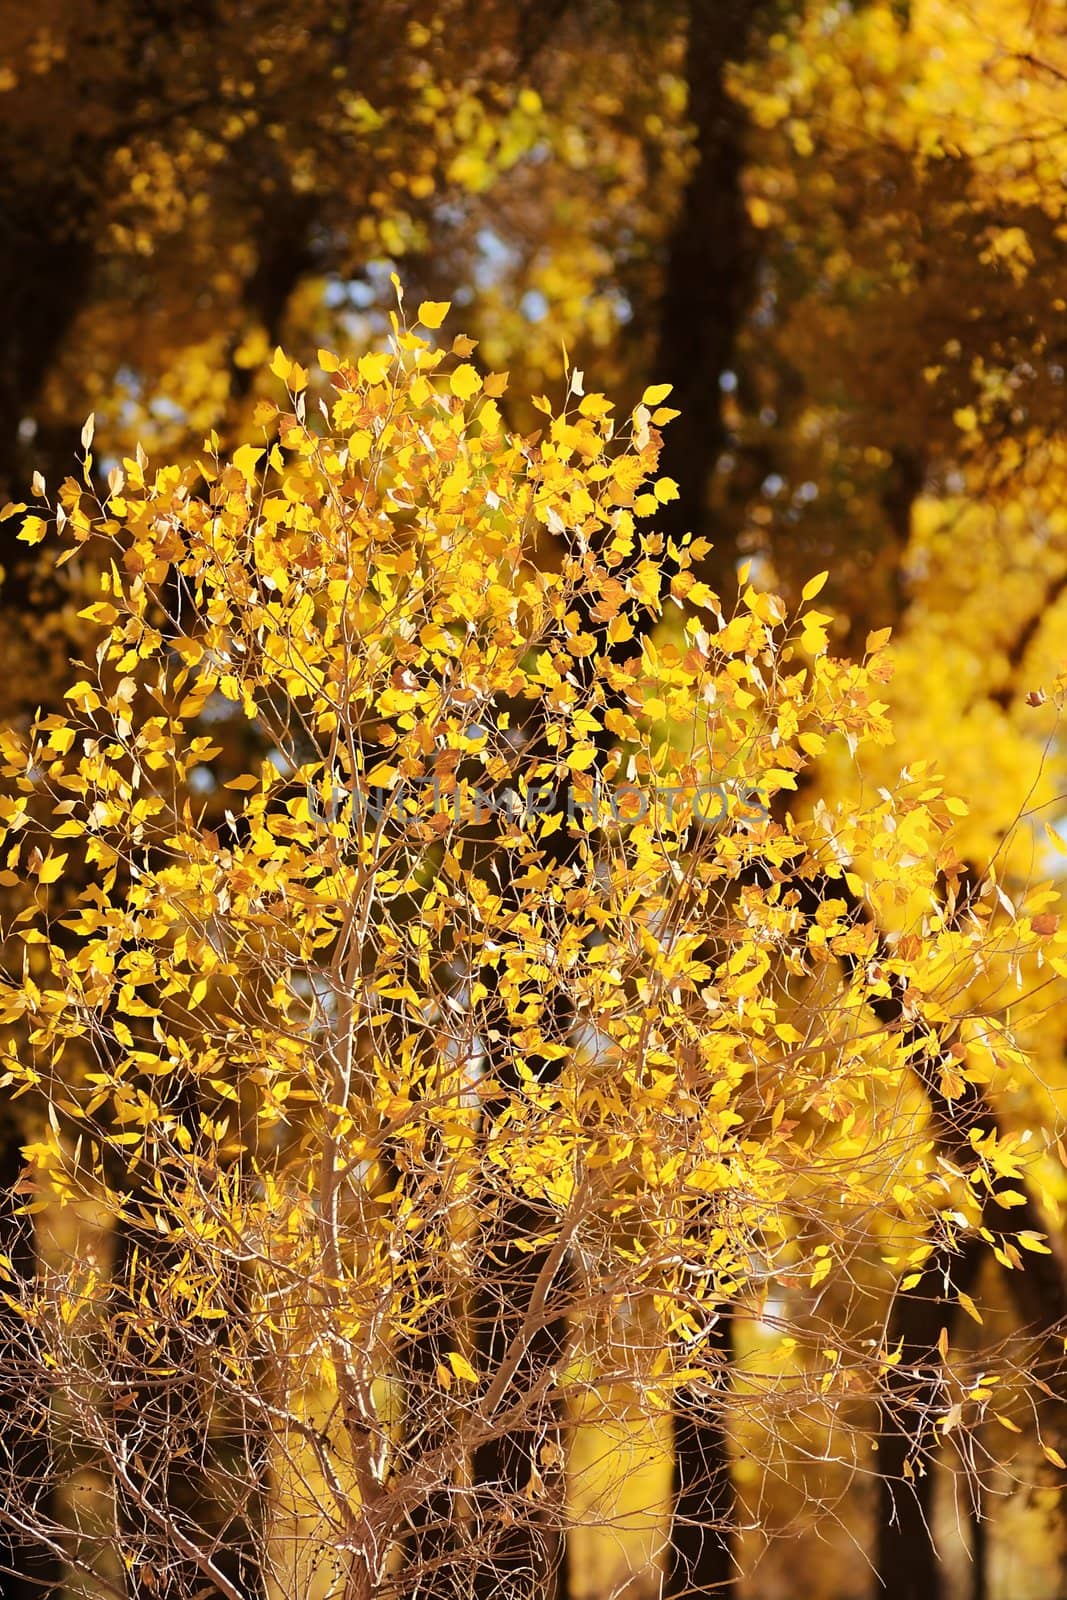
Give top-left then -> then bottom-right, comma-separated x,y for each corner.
232,444 -> 263,484
641,383 -> 673,406
270,347 -> 292,383
318,348 -> 340,373
17,516 -> 47,545
957,1291 -> 983,1326
1043,1444 -> 1067,1470
579,393 -> 612,418
631,560 -> 662,608
802,570 -> 829,601
417,300 -> 451,329
799,608 -> 833,655
358,351 -> 392,386
450,364 -> 482,402
38,854 -> 67,885
447,1351 -> 478,1383
566,742 -> 597,773
78,601 -> 118,626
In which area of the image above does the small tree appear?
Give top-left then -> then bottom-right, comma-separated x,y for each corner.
0,295 -> 1059,1598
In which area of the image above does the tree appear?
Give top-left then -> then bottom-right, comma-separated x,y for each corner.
0,308 -> 1062,1598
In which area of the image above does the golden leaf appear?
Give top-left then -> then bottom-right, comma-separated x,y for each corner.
449,364 -> 481,402
417,300 -> 451,329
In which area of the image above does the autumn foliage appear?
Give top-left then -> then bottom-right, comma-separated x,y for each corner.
0,295 -> 1061,1598
4,2 -> 1067,1599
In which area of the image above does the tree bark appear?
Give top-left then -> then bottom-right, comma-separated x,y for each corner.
593,0 -> 770,1536
394,739 -> 576,1600
877,1241 -> 984,1600
469,1191 -> 570,1600
107,1084 -> 265,1600
666,1314 -> 735,1599
605,10 -> 770,1568
648,0 -> 764,589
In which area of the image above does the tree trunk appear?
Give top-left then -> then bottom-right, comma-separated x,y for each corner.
395,757 -> 575,1600
970,1475 -> 988,1600
648,0 -> 765,588
107,1078 -> 266,1600
394,1172 -> 469,1600
469,1193 -> 570,1600
666,1314 -> 735,1599
877,1241 -> 984,1600
605,9 -> 770,1567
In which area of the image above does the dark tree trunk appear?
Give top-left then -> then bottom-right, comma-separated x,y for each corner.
0,178 -> 97,645
732,849 -> 1067,1600
970,1476 -> 988,1600
393,1159 -> 469,1600
469,1193 -> 570,1600
877,1241 -> 984,1600
648,0 -> 765,588
465,917 -> 574,1600
398,1203 -> 570,1600
650,1 -> 776,1513
666,1314 -> 735,1599
0,184 -> 95,505
814,863 -> 1067,1600
395,751 -> 576,1600
397,1098 -> 572,1600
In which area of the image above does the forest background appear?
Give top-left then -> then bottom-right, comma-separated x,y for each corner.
4,2 -> 1067,1598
